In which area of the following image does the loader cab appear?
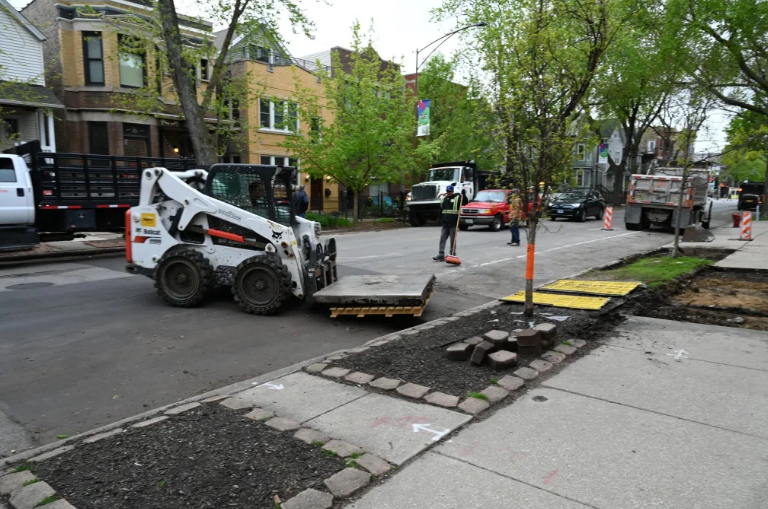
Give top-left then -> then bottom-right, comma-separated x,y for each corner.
204,164 -> 296,226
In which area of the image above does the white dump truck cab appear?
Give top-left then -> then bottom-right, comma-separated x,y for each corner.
405,161 -> 478,226
0,154 -> 38,250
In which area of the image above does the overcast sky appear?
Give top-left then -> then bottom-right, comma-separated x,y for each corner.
11,0 -> 729,150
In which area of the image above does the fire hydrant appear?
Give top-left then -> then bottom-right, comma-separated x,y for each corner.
732,212 -> 742,228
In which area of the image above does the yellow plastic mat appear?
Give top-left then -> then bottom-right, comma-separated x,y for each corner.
540,280 -> 641,296
501,291 -> 609,310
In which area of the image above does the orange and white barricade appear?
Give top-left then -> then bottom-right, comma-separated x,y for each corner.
602,206 -> 614,231
740,211 -> 752,241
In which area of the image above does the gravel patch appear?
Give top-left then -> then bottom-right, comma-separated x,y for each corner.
33,404 -> 346,509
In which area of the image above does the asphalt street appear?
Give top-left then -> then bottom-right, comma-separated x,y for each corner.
0,200 -> 738,455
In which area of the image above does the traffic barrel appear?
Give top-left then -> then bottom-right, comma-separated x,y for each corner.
602,207 -> 614,231
740,211 -> 753,241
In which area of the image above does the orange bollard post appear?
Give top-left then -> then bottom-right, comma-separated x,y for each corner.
739,211 -> 753,241
602,206 -> 614,231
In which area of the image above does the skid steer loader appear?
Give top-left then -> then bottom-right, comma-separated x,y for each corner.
125,164 -> 434,316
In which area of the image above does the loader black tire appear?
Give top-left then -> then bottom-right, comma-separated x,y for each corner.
154,249 -> 213,307
232,255 -> 291,315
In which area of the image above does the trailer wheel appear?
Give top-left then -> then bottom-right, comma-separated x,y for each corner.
232,255 -> 291,315
154,249 -> 213,307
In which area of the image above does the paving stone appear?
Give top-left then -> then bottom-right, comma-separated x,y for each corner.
516,329 -> 541,346
503,337 -> 518,352
8,481 -> 55,509
424,392 -> 459,408
540,338 -> 555,350
283,488 -> 334,509
529,359 -> 554,373
321,367 -> 351,379
42,501 -> 76,509
245,408 -> 274,421
326,355 -> 347,361
571,339 -> 587,348
446,343 -> 473,361
483,330 -> 509,346
323,440 -> 364,458
487,350 -> 518,370
305,363 -> 328,374
323,468 -> 371,498
533,323 -> 558,340
511,328 -> 525,335
356,453 -> 391,476
165,402 -> 201,415
458,397 -> 490,415
369,377 -> 401,390
265,417 -> 300,431
294,428 -> 330,445
0,471 -> 36,496
464,336 -> 483,346
345,372 -> 375,384
201,394 -> 230,403
514,367 -> 539,381
480,385 -> 510,404
470,341 -> 496,365
83,428 -> 123,444
555,344 -> 577,356
219,397 -> 253,410
496,375 -> 525,391
132,416 -> 169,428
396,383 -> 430,399
541,351 -> 566,364
30,445 -> 74,463
517,343 -> 542,356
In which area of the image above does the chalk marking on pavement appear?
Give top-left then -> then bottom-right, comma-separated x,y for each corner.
412,423 -> 450,441
666,349 -> 690,362
260,382 -> 285,390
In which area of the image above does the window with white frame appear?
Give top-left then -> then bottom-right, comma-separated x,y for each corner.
576,144 -> 586,161
575,170 -> 585,187
648,140 -> 656,153
585,148 -> 592,162
260,155 -> 299,186
259,99 -> 299,132
613,151 -> 621,163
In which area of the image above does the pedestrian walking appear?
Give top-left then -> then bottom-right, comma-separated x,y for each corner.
508,190 -> 523,246
433,186 -> 467,261
293,185 -> 309,218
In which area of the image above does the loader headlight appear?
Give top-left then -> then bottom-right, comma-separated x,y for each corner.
314,222 -> 322,237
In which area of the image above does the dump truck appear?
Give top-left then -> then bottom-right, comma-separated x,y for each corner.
125,164 -> 434,316
405,160 -> 480,226
625,167 -> 713,231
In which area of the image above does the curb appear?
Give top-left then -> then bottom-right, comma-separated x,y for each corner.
0,247 -> 124,266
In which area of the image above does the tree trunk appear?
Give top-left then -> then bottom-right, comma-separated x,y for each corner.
524,218 -> 537,317
156,0 -> 216,167
352,190 -> 359,226
612,166 -> 624,207
763,143 -> 768,218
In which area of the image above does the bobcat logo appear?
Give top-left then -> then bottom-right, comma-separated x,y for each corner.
272,230 -> 283,240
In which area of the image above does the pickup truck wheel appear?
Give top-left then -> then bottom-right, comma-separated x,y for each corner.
459,224 -> 469,231
490,215 -> 503,231
233,255 -> 292,315
154,249 -> 213,307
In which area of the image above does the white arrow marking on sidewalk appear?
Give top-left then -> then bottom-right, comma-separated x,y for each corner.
412,423 -> 450,441
666,349 -> 690,362
260,382 -> 285,390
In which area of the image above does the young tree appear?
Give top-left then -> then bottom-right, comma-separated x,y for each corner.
279,22 -> 439,225
721,111 -> 768,190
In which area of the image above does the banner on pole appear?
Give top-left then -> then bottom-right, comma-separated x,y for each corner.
598,143 -> 609,163
417,99 -> 431,137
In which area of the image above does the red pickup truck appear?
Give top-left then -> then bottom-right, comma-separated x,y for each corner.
459,189 -> 513,231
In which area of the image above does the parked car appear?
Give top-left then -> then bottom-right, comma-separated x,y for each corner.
459,189 -> 511,231
739,193 -> 763,211
547,190 -> 605,221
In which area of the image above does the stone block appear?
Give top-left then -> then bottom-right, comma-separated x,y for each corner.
30,446 -> 74,463
458,397 -> 490,415
571,339 -> 587,348
555,344 -> 577,356
345,372 -> 375,385
517,343 -> 542,357
323,468 -> 371,498
219,398 -> 253,410
487,350 -> 518,370
305,363 -> 328,374
480,385 -> 509,404
516,329 -> 541,347
483,330 -> 509,346
245,408 -> 274,421
529,359 -> 554,374
83,428 -> 123,444
513,367 -> 539,381
323,440 -> 363,458
369,377 -> 400,391
464,336 -> 483,346
533,323 -> 558,340
540,338 -> 555,350
9,481 -> 55,509
265,417 -> 300,431
322,367 -> 351,379
541,351 -> 566,364
470,341 -> 496,365
396,383 -> 430,399
496,375 -> 525,391
356,453 -> 391,476
132,416 -> 169,428
283,488 -> 334,509
424,392 -> 459,408
293,428 -> 330,445
446,343 -> 473,361
42,501 -> 76,509
165,402 -> 201,415
0,471 -> 36,496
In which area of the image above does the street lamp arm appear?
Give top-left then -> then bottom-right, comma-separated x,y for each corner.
416,22 -> 486,72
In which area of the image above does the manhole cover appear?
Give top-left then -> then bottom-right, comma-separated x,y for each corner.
7,282 -> 55,290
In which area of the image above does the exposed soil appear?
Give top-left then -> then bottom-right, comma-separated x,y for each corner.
333,304 -> 621,397
33,404 -> 346,509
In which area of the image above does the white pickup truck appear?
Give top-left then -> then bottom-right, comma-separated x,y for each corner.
0,154 -> 38,250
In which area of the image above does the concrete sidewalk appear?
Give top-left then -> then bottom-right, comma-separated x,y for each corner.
0,233 -> 124,263
348,316 -> 768,509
